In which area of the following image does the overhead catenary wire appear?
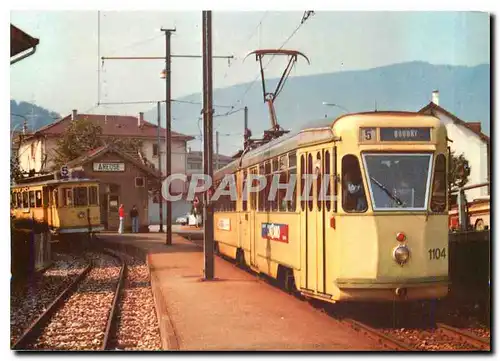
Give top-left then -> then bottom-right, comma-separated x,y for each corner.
226,12 -> 315,114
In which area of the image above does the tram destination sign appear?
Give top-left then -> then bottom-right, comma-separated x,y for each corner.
93,162 -> 125,172
380,127 -> 431,142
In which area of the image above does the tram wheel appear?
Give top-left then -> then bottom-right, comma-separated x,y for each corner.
279,266 -> 296,293
475,219 -> 485,231
236,249 -> 246,267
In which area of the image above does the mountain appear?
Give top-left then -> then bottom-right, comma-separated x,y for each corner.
10,100 -> 60,132
144,61 -> 490,156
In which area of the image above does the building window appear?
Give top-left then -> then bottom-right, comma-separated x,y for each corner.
188,162 -> 202,170
30,143 -> 35,159
11,192 -> 17,208
153,143 -> 159,157
135,177 -> 145,187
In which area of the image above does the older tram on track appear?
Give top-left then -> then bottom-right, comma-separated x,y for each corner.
11,174 -> 103,239
213,111 -> 449,303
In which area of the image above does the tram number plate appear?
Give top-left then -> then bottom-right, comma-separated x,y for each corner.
428,248 -> 446,260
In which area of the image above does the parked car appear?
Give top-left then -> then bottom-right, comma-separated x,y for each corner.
175,214 -> 189,226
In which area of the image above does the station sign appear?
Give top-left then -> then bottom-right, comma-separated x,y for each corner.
261,223 -> 289,243
380,127 -> 431,142
93,162 -> 125,172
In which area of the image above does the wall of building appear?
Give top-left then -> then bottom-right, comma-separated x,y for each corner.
18,137 -> 44,173
79,152 -> 151,231
439,112 -> 489,200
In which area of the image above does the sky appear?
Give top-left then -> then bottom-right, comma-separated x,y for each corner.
10,11 -> 490,118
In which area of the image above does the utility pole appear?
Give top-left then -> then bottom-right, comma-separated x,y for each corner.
161,27 -> 176,246
101,29 -> 232,249
215,131 -> 219,170
202,10 -> 214,280
157,101 -> 164,233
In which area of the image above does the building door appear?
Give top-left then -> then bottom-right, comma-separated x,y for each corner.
100,192 -> 108,229
108,194 -> 120,231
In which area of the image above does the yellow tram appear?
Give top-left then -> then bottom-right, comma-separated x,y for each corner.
11,175 -> 103,238
213,111 -> 449,302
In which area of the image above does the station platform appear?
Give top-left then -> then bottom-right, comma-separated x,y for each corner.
97,232 -> 382,351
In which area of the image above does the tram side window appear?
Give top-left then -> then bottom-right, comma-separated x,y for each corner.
277,156 -> 288,212
342,155 -> 367,213
74,187 -> 89,207
242,170 -> 247,211
300,155 -> 305,211
316,152 -> 322,211
250,168 -> 257,211
22,192 -> 29,208
307,154 -> 313,211
29,191 -> 35,208
89,186 -> 98,206
259,163 -> 267,211
35,190 -> 42,207
431,154 -> 447,212
325,151 -> 331,211
62,188 -> 73,206
265,161 -> 273,212
289,152 -> 297,212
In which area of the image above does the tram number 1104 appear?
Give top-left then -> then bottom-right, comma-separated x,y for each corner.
428,248 -> 446,260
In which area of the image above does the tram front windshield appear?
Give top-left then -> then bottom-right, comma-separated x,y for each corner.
362,153 -> 432,211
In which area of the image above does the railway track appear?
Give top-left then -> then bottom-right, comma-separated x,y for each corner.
190,237 -> 491,351
106,250 -> 161,350
378,322 -> 490,351
10,253 -> 89,347
12,250 -> 125,351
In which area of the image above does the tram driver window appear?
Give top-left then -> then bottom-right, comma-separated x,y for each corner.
342,155 -> 367,212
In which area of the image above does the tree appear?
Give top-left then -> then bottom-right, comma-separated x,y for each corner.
53,118 -> 147,170
53,118 -> 104,168
449,151 -> 471,189
10,156 -> 23,184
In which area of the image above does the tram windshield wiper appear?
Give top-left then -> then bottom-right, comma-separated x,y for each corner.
369,176 -> 404,207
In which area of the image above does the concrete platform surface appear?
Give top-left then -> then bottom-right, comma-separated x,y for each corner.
98,233 -> 382,351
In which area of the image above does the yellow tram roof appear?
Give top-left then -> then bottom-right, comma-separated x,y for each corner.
11,178 -> 100,189
214,111 -> 444,179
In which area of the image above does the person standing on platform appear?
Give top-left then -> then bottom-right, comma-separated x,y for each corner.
118,204 -> 125,234
130,205 -> 139,233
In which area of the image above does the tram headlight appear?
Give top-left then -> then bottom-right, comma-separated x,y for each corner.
78,211 -> 85,219
393,245 -> 410,265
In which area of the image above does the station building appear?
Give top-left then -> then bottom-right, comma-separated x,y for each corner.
17,109 -> 194,227
65,144 -> 161,232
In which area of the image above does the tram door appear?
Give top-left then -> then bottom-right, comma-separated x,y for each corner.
249,167 -> 258,267
239,170 -> 250,263
42,187 -> 49,224
300,153 -> 316,291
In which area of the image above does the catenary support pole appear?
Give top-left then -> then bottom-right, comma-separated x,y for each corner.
202,11 -> 214,280
157,101 -> 164,233
161,28 -> 175,245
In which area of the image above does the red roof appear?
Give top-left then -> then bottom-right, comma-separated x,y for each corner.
29,113 -> 194,140
419,102 -> 489,143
